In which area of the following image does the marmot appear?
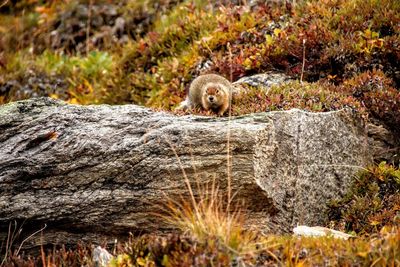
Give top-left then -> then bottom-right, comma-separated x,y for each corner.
181,74 -> 233,115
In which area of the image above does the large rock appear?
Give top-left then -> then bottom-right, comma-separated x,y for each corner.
234,72 -> 291,89
0,98 -> 371,248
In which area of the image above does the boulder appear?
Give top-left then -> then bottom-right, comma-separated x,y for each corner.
0,98 -> 371,248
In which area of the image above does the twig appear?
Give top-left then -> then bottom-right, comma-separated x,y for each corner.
16,224 -> 47,255
40,235 -> 46,267
0,221 -> 13,266
0,220 -> 24,265
0,0 -> 9,9
226,42 -> 233,212
300,39 -> 306,84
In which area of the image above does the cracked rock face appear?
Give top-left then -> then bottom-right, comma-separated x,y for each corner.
253,109 -> 370,232
0,98 -> 371,248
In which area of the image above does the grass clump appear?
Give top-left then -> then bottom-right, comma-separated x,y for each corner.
163,189 -> 257,256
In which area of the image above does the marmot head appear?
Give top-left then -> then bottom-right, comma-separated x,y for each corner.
202,85 -> 227,109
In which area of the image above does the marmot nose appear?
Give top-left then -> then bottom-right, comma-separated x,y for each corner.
208,96 -> 214,102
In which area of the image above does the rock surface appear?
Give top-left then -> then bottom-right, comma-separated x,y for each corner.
233,72 -> 291,89
0,98 -> 371,248
93,246 -> 113,267
293,226 -> 355,240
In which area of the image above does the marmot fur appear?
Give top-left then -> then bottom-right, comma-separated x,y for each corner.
184,74 -> 232,115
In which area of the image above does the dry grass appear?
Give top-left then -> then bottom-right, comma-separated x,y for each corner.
162,180 -> 258,255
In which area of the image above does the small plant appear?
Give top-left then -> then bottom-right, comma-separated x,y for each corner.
34,50 -> 114,81
329,162 -> 400,234
0,49 -> 115,104
230,80 -> 366,115
337,69 -> 400,134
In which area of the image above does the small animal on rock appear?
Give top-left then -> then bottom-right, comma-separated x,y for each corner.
183,74 -> 233,115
